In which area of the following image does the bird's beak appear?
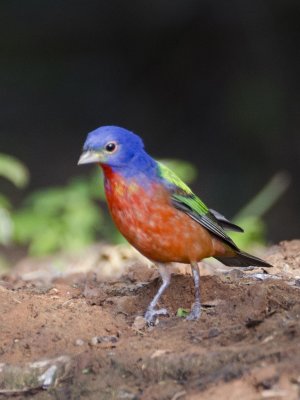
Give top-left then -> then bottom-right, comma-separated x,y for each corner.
78,150 -> 103,165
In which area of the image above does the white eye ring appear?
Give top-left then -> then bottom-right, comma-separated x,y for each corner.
105,142 -> 117,153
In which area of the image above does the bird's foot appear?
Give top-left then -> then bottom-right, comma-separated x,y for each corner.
186,303 -> 201,321
144,307 -> 169,326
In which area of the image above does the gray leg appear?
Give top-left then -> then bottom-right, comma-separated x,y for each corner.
186,262 -> 201,320
144,264 -> 171,325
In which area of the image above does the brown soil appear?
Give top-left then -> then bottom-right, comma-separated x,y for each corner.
0,240 -> 300,399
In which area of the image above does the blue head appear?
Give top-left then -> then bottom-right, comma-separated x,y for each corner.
78,126 -> 156,177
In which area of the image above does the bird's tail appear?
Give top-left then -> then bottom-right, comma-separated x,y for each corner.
214,250 -> 272,268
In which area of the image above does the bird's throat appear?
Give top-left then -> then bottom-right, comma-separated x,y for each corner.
99,163 -> 114,179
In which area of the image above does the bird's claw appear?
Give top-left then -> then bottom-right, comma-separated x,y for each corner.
144,308 -> 169,325
186,304 -> 201,321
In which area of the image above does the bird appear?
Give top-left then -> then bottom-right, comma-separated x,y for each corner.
78,125 -> 272,324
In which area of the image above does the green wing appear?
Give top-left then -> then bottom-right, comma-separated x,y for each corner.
157,162 -> 240,250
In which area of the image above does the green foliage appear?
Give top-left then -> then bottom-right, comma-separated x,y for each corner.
230,172 -> 290,249
177,308 -> 190,318
0,153 -> 29,188
13,172 -> 108,255
0,154 -> 29,245
229,216 -> 266,249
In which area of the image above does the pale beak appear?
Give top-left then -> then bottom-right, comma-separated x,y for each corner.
77,150 -> 102,165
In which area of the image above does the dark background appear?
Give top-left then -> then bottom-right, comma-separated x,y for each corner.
0,0 -> 299,242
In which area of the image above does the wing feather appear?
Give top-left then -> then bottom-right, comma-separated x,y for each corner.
209,209 -> 244,232
157,162 -> 240,250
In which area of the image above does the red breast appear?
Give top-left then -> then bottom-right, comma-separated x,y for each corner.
101,165 -> 231,263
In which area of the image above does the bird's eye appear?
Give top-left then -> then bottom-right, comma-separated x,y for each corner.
105,142 -> 117,153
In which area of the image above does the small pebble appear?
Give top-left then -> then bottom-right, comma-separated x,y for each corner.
150,349 -> 168,358
102,335 -> 118,343
90,336 -> 118,346
75,339 -> 85,346
294,279 -> 300,287
90,336 -> 99,346
208,327 -> 220,338
132,316 -> 147,330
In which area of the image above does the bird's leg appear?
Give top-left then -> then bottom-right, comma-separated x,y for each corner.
186,262 -> 202,320
144,264 -> 170,325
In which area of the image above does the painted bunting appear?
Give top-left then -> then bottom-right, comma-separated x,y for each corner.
78,126 -> 271,324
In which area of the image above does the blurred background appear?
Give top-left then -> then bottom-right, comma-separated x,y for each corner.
0,0 -> 299,259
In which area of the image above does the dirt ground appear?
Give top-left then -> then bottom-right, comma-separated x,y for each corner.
0,240 -> 299,399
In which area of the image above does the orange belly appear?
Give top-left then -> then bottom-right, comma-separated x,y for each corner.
104,173 -> 228,263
